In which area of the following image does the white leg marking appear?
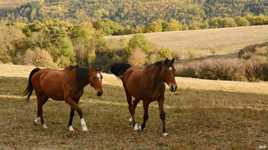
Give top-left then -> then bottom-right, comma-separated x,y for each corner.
134,123 -> 141,131
129,117 -> 133,123
34,117 -> 40,124
69,126 -> 74,131
42,124 -> 48,129
80,118 -> 88,131
163,132 -> 169,137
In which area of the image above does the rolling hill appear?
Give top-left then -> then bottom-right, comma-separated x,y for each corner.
107,25 -> 268,58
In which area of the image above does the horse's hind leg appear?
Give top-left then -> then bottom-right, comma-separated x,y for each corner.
35,94 -> 48,129
141,101 -> 149,131
131,99 -> 141,131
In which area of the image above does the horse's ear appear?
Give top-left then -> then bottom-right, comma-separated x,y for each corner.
171,58 -> 175,64
164,58 -> 169,65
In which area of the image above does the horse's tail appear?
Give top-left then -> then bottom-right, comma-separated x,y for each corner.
24,68 -> 40,101
110,63 -> 131,79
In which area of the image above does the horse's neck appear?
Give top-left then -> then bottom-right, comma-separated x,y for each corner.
142,65 -> 163,91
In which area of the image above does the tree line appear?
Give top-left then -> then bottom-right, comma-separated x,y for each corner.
0,0 -> 268,35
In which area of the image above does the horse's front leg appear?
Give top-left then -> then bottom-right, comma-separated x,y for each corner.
158,96 -> 168,137
67,107 -> 75,131
66,98 -> 88,132
35,94 -> 48,129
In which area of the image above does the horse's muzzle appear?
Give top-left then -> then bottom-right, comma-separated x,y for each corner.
170,84 -> 177,92
97,91 -> 103,96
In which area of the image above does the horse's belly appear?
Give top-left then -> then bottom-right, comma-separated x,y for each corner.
42,85 -> 64,100
40,73 -> 65,100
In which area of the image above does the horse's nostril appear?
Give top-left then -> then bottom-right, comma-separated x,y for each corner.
97,91 -> 103,96
170,84 -> 177,92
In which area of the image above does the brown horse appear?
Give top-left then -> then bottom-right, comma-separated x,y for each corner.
24,65 -> 103,131
111,58 -> 177,136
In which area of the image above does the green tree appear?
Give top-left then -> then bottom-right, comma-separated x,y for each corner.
235,17 -> 250,26
93,19 -> 124,35
222,17 -> 237,27
127,34 -> 153,53
146,19 -> 163,33
163,19 -> 183,31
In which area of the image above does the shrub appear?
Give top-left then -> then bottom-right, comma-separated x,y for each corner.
146,19 -> 163,33
0,25 -> 26,63
163,19 -> 183,31
93,19 -> 124,35
208,17 -> 222,28
23,50 -> 34,65
178,59 -> 246,81
245,15 -> 268,25
222,17 -> 237,27
69,25 -> 96,65
0,48 -> 12,63
235,17 -> 250,26
208,17 -> 237,28
238,42 -> 268,59
158,48 -> 174,59
128,48 -> 146,66
127,34 -> 153,53
14,49 -> 34,65
32,48 -> 57,68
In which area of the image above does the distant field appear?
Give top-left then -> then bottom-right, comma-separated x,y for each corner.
107,25 -> 268,58
0,0 -> 32,8
0,64 -> 268,149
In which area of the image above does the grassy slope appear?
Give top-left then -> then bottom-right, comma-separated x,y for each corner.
107,25 -> 268,58
0,65 -> 268,149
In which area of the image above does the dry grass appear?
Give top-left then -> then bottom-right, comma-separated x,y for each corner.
107,25 -> 268,58
0,76 -> 268,149
0,64 -> 268,149
0,0 -> 33,8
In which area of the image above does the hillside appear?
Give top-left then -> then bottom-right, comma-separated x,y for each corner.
107,25 -> 268,58
0,0 -> 268,28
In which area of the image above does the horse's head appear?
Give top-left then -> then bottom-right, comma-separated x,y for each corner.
88,67 -> 103,96
162,58 -> 177,92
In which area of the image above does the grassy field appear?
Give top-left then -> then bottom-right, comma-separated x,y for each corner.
107,25 -> 268,58
0,65 -> 268,149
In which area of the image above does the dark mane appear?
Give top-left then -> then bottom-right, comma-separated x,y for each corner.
70,65 -> 89,88
144,60 -> 166,89
146,60 -> 164,69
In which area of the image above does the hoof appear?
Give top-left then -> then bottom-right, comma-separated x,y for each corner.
134,123 -> 141,131
82,126 -> 88,132
42,124 -> 48,129
69,126 -> 74,131
162,132 -> 169,137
